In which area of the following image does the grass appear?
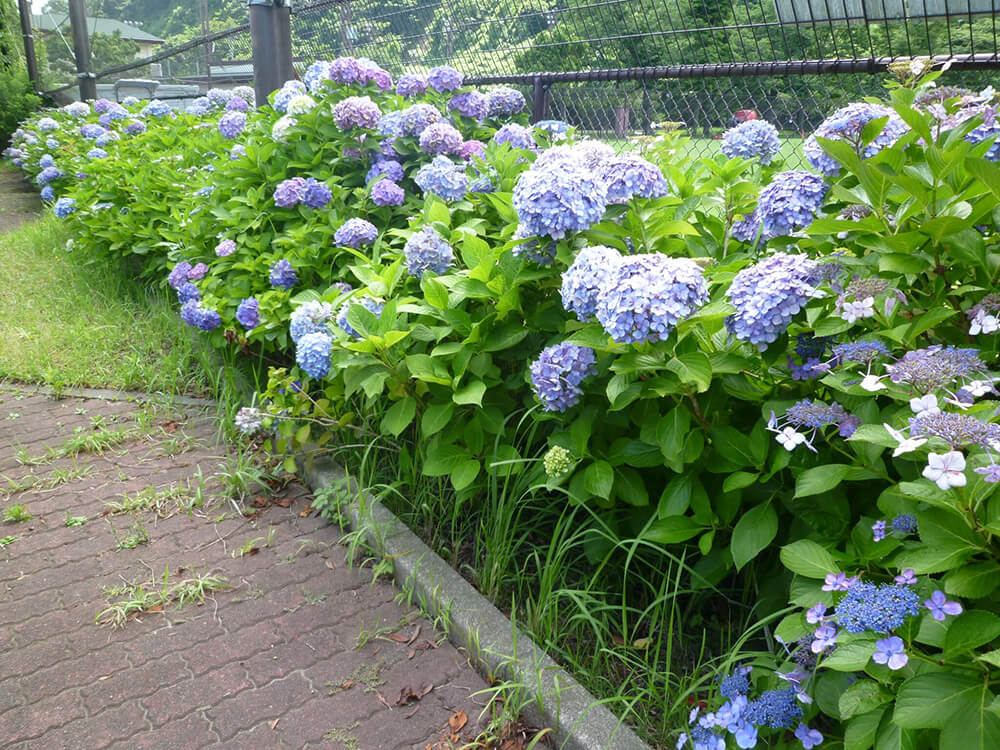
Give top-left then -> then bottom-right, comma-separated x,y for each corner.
96,565 -> 231,627
0,209 -> 213,394
604,132 -> 806,165
3,503 -> 32,523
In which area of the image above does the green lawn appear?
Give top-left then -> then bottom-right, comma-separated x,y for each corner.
600,133 -> 808,167
0,191 -> 213,394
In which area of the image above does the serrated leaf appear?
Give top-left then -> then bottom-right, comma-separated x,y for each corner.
780,539 -> 839,578
731,503 -> 777,570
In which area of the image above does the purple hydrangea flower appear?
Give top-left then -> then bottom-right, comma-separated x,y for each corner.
274,177 -> 308,208
804,102 -> 909,175
822,572 -> 858,591
404,226 -> 454,278
785,400 -> 849,429
597,155 -> 669,204
167,262 -> 193,290
872,520 -> 887,542
226,97 -> 250,112
269,259 -> 297,289
458,140 -> 487,161
832,340 -> 890,365
188,263 -> 208,281
924,590 -> 963,621
530,343 -> 597,412
513,163 -> 608,239
296,332 -> 332,379
561,245 -> 623,321
332,96 -> 381,130
725,253 -> 822,350
594,254 -> 708,344
895,568 -> 918,585
873,636 -> 908,670
235,298 -> 259,329
887,346 -> 988,393
909,411 -> 1000,450
80,123 -> 105,140
942,104 -> 1000,161
427,65 -> 463,92
486,87 -> 526,117
366,158 -> 404,184
180,300 -> 221,331
329,57 -> 363,85
419,122 -> 464,155
215,239 -> 236,257
838,414 -> 862,438
733,171 -> 828,244
176,282 -> 200,304
64,102 -> 90,118
302,178 -> 332,209
94,98 -> 113,114
290,301 -> 334,344
186,97 -> 213,116
337,297 -> 385,338
492,123 -> 536,150
448,91 -> 489,120
976,464 -> 1000,483
396,73 -> 428,97
357,59 -> 393,90
219,111 -> 246,139
836,581 -> 921,633
415,156 -> 469,202
125,119 -> 146,135
795,724 -> 824,749
334,217 -> 378,249
371,179 -> 405,206
811,623 -> 838,653
721,120 -> 781,164
400,103 -> 442,136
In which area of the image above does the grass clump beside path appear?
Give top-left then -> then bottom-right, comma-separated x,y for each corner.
0,209 -> 212,395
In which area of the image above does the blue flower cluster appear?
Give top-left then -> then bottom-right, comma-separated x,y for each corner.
597,155 -> 669,204
886,346 -> 987,393
302,179 -> 332,209
513,163 -> 608,239
53,197 -> 76,218
289,301 -> 335,343
909,412 -> 1000,450
836,582 -> 921,633
274,177 -> 306,208
594,255 -> 709,344
512,225 -> 557,267
560,245 -> 622,321
403,226 -> 454,278
371,179 -> 405,206
176,282 -> 200,304
235,298 -> 259,329
448,91 -> 489,121
529,343 -> 597,412
36,166 -> 63,186
733,171 -> 828,244
427,65 -> 463,92
334,218 -> 378,248
419,122 -> 463,155
269,259 -> 297,290
219,111 -> 246,139
180,300 -> 221,331
332,96 -> 381,130
125,119 -> 146,135
273,80 -> 307,112
366,159 -> 404,184
487,87 -> 526,117
415,156 -> 468,202
492,123 -> 536,150
143,100 -> 172,118
400,103 -> 442,136
725,253 -> 822,350
396,73 -> 428,97
337,297 -> 385,339
296,332 -> 333,379
804,102 -> 909,175
721,120 -> 782,164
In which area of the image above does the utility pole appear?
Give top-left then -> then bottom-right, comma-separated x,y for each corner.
248,0 -> 293,106
68,0 -> 96,101
16,0 -> 41,93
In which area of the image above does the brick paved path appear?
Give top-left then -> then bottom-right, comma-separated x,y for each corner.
0,386 -> 492,749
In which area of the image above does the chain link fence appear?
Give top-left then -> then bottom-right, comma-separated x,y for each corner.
26,0 -> 1000,162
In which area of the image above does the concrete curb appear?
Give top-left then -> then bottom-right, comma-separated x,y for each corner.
0,382 -> 216,408
302,454 -> 651,750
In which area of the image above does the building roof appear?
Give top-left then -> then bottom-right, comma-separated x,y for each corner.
32,14 -> 165,44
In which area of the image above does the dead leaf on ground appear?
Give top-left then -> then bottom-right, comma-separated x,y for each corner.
160,420 -> 180,433
325,559 -> 336,570
251,496 -> 268,508
396,683 -> 433,706
376,691 -> 393,709
448,710 -> 468,738
270,718 -> 280,730
274,497 -> 292,508
386,624 -> 420,644
298,504 -> 312,517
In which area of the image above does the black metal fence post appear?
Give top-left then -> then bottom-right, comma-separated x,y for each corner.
249,0 -> 293,107
16,0 -> 40,93
67,0 -> 96,101
531,75 -> 548,123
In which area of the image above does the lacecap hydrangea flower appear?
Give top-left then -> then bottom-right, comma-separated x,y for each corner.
561,245 -> 623,321
419,122 -> 464,155
53,197 -> 76,218
721,120 -> 781,164
733,170 -> 828,244
269,259 -> 297,289
530,343 -> 597,412
804,102 -> 909,175
886,346 -> 987,393
290,301 -> 334,343
334,218 -> 378,249
396,73 -> 428,97
448,91 -> 489,121
492,123 -> 536,150
597,155 -> 669,204
403,226 -> 454,278
236,298 -> 259,329
594,255 -> 709,344
513,163 -> 608,239
427,65 -> 463,92
371,179 -> 405,206
219,111 -> 246,139
333,96 -> 381,130
415,156 -> 468,202
337,297 -> 385,338
296,332 -> 333,379
725,253 -> 823,350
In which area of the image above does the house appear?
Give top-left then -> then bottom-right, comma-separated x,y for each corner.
31,13 -> 165,58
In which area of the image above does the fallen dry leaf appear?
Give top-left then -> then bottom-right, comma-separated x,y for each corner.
376,691 -> 393,709
275,497 -> 292,508
298,504 -> 312,517
252,495 -> 268,508
161,420 -> 179,433
325,559 -> 336,569
270,718 -> 280,730
407,625 -> 421,645
448,710 -> 468,733
396,683 -> 433,706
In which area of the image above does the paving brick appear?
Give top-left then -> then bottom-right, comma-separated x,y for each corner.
79,652 -> 191,713
106,712 -> 219,750
142,662 -> 252,727
34,700 -> 150,750
205,671 -> 315,741
0,689 -> 86,744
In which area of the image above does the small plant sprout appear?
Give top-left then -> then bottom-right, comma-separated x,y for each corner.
3,504 -> 32,523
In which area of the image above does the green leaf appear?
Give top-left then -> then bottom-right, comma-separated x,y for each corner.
944,611 -> 1000,657
723,471 -> 758,492
665,351 -> 712,392
421,402 -> 454,438
712,425 -> 758,468
795,464 -> 851,498
421,276 -> 449,309
642,515 -> 704,544
845,707 -> 886,750
875,712 -> 917,750
731,503 -> 778,570
894,673 -> 983,729
904,306 -> 957,345
422,444 -> 471,477
453,380 -> 486,406
584,460 -> 614,500
780,539 -> 839,578
945,562 -> 1000,598
657,407 -> 690,472
822,637 -> 876,671
840,680 -> 893,721
380,398 -> 416,437
450,459 -> 480,491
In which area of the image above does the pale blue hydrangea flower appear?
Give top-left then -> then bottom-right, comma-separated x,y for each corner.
530,343 -> 597,412
304,59 -> 333,92
560,245 -> 623,321
940,104 -> 1000,161
274,177 -> 307,208
733,170 -> 828,244
419,122 -> 464,155
513,163 -> 608,239
87,148 -> 108,159
269,259 -> 297,289
53,197 -> 76,218
333,96 -> 381,130
36,166 -> 63,186
427,65 -> 463,92
143,100 -> 173,117
377,110 -> 405,137
597,155 -> 669,204
64,102 -> 90,117
371,179 -> 405,206
486,87 -> 526,117
804,102 -> 909,175
39,154 -> 55,168
334,218 -> 378,248
296,332 -> 332,379
404,226 -> 454,278
290,301 -> 334,344
80,123 -> 105,139
37,117 -> 60,131
366,159 -> 404,184
415,156 -> 468,202
40,185 -> 54,202
219,111 -> 246,139
273,80 -> 307,113
492,123 -> 536,150
721,120 -> 781,164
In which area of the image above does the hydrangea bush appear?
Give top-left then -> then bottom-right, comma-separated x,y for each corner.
8,61 -> 1000,749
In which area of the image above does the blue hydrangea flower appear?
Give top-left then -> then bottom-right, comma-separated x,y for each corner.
303,59 -> 333,92
107,104 -> 129,121
396,73 -> 428,97
887,346 -> 987,393
595,254 -> 709,344
718,669 -> 751,701
427,65 -> 463,92
530,343 -> 597,412
273,80 -> 307,112
332,96 -> 381,130
597,155 -> 669,204
940,104 -> 1000,160
513,163 -> 608,239
725,253 -> 822,350
180,300 -> 221,331
226,96 -> 250,112
236,297 -> 259,329
176,282 -> 200,304
377,110 -> 405,137
366,159 -> 404,184
419,122 -> 464,155
269,259 -> 297,289
45,137 -> 59,149
39,154 -> 55,169
290,301 -> 334,344
296,332 -> 332,379
230,144 -> 246,161
721,120 -> 781,164
143,100 -> 172,117
784,400 -> 849,429
371,179 -> 405,206
302,178 -> 332,209
487,87 -> 526,117
832,340 -> 890,365
492,123 -> 536,150
53,197 -> 76,218
37,116 -> 60,132
40,185 -> 54,202
167,262 -> 192,290
512,225 -> 557,266
400,103 -> 442,136
219,111 -> 246,139
328,57 -> 363,85
206,87 -> 233,107
36,166 -> 63,186
337,298 -> 385,339
94,132 -> 118,147
334,218 -> 378,249
909,412 -> 1000,450
836,582 -> 921,633
274,177 -> 307,208
125,119 -> 146,135
892,514 -> 918,535
415,156 -> 468,202
743,689 -> 803,729
561,245 -> 623,321
404,226 -> 454,278
186,97 -> 213,116
804,102 -> 909,175
734,171 -> 828,244
448,91 -> 489,120
87,148 -> 108,159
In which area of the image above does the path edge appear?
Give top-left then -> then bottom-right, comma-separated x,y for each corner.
302,453 -> 652,750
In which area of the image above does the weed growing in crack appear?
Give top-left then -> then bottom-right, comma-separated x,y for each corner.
64,513 -> 87,527
3,504 -> 32,523
96,565 -> 231,627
